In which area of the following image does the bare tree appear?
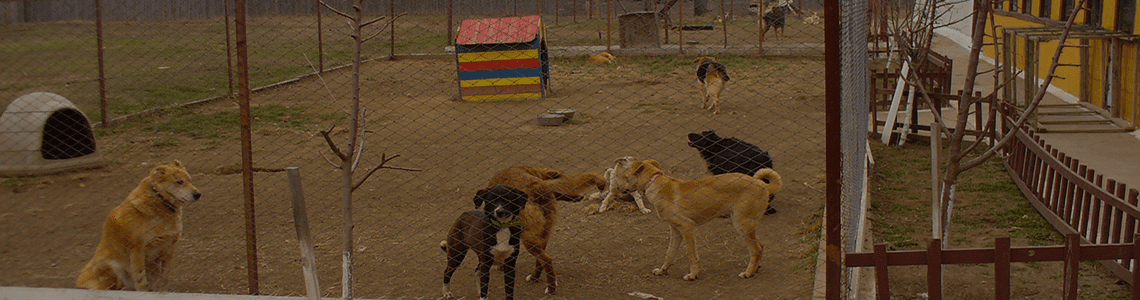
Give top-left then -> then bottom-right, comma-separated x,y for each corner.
884,0 -> 1091,243
314,1 -> 415,299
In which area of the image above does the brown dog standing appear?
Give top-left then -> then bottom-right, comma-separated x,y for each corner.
486,166 -> 605,295
615,159 -> 781,281
76,161 -> 202,291
694,57 -> 731,115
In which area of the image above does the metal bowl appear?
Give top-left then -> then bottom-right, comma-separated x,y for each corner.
546,109 -> 576,120
536,114 -> 564,126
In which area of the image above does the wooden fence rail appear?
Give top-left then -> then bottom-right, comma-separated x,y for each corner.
1002,123 -> 1140,283
845,234 -> 1140,300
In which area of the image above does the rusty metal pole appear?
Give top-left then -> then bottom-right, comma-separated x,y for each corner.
605,0 -> 611,52
679,0 -> 684,54
721,0 -> 726,49
823,0 -> 841,295
390,0 -> 395,59
234,0 -> 258,294
447,0 -> 454,46
317,0 -> 324,72
95,0 -> 107,127
225,0 -> 235,91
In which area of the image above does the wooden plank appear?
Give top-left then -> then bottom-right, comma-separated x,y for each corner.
459,76 -> 542,87
461,84 -> 544,96
1063,234 -> 1079,300
874,244 -> 890,300
457,49 -> 539,63
462,92 -> 544,101
458,58 -> 541,71
287,168 -> 321,300
927,239 -> 941,300
880,61 -> 909,145
995,237 -> 1010,300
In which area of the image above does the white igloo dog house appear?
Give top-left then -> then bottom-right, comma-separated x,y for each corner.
0,92 -> 104,176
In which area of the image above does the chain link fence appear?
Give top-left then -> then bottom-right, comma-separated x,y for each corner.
0,0 -> 862,298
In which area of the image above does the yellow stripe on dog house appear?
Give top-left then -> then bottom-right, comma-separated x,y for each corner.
462,93 -> 545,101
457,49 -> 540,63
460,77 -> 542,88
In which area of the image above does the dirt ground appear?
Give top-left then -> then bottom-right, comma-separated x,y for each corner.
0,54 -> 829,299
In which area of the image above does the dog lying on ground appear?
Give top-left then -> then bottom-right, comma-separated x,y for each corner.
76,161 -> 203,291
440,184 -> 530,300
588,52 -> 617,64
593,156 -> 651,214
686,130 -> 778,215
694,57 -> 731,115
760,1 -> 802,40
486,166 -> 606,295
614,159 -> 782,281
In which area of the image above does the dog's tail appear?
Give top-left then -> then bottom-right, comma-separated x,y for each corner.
753,168 -> 782,195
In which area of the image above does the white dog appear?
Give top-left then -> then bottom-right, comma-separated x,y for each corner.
592,156 -> 651,214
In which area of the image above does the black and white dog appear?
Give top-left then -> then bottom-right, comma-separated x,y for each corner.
687,130 -> 779,214
756,0 -> 802,40
440,184 -> 530,300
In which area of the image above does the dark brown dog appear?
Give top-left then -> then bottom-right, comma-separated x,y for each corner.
486,166 -> 605,295
440,184 -> 530,300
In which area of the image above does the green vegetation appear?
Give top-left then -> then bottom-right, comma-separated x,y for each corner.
145,104 -> 316,139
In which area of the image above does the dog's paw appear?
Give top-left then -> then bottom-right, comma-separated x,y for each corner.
683,273 -> 698,281
545,286 -> 556,295
525,274 -> 538,282
652,268 -> 668,276
639,208 -> 652,214
738,271 -> 755,279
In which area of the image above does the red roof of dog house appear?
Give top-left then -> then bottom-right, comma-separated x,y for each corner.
456,16 -> 542,45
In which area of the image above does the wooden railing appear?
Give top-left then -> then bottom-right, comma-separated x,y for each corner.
849,109 -> 1140,299
1002,123 -> 1140,282
846,234 -> 1140,300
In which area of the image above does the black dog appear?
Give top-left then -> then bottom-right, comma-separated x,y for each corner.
440,184 -> 529,300
759,2 -> 801,39
687,130 -> 778,214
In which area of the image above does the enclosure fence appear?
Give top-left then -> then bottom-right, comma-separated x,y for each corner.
0,0 -> 853,298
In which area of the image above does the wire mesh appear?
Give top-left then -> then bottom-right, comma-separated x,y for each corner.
0,0 -> 852,298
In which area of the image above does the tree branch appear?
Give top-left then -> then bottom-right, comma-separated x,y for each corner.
351,154 -> 423,191
319,0 -> 353,19
320,125 -> 348,160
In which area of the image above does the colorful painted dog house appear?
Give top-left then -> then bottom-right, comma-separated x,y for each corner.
0,92 -> 104,176
455,15 -> 549,101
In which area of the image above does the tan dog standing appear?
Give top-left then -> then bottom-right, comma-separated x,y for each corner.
76,161 -> 203,291
487,166 -> 605,295
694,57 -> 731,115
616,159 -> 781,281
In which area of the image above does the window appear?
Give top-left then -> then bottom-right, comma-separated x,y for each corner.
1039,0 -> 1051,18
1117,0 -> 1136,32
1086,0 -> 1102,26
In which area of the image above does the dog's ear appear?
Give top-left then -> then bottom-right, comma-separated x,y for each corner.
646,159 -> 664,170
473,188 -> 488,208
171,160 -> 183,168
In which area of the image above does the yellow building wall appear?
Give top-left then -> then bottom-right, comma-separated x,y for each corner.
982,0 -> 1140,124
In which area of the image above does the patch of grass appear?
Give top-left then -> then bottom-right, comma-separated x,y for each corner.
146,104 -> 316,139
564,112 -> 593,125
150,137 -> 179,148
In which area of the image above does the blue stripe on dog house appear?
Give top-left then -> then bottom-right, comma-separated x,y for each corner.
458,67 -> 543,81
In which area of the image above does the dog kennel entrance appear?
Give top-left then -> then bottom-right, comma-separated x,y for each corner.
0,92 -> 104,176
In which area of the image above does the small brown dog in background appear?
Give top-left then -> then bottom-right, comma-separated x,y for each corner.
615,159 -> 781,281
587,52 -> 617,64
694,57 -> 731,115
487,166 -> 605,295
76,161 -> 203,291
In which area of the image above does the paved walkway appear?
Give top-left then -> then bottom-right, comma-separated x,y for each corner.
931,28 -> 1140,193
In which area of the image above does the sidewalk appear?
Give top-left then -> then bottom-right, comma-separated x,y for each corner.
927,29 -> 1140,192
